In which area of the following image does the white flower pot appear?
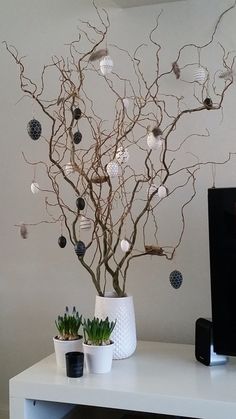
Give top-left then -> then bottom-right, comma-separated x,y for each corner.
83,342 -> 114,374
94,293 -> 137,359
53,336 -> 82,368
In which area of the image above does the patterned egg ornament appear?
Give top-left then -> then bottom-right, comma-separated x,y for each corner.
193,66 -> 207,83
100,55 -> 113,76
75,240 -> 86,257
27,119 -> 42,141
80,216 -> 92,230
76,197 -> 85,211
64,162 -> 74,176
58,235 -> 67,248
73,107 -> 82,120
106,161 -> 119,178
169,270 -> 183,289
115,147 -> 129,165
73,130 -> 82,144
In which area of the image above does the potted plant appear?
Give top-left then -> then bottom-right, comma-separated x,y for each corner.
82,317 -> 116,374
5,3 -> 236,359
53,306 -> 83,368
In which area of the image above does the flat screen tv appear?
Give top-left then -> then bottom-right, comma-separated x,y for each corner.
208,187 -> 236,356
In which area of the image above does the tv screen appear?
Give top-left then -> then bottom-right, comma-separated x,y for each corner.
208,187 -> 236,356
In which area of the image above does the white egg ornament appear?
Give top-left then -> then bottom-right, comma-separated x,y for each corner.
147,133 -> 160,150
148,183 -> 158,199
120,239 -> 131,252
31,182 -> 40,194
158,185 -> 168,198
80,216 -> 92,230
106,161 -> 119,178
100,56 -> 113,76
194,66 -> 207,83
64,162 -> 74,176
123,98 -> 129,109
115,147 -> 129,165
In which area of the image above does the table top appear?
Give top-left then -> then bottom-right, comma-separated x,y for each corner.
10,341 -> 236,419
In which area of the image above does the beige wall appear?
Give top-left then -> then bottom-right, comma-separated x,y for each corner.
0,0 -> 236,416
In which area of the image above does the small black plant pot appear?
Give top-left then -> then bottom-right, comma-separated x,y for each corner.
65,351 -> 84,378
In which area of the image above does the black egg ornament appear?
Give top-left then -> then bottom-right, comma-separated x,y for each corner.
169,270 -> 183,289
203,97 -> 213,110
73,130 -> 82,144
27,118 -> 42,140
75,240 -> 86,257
73,108 -> 82,120
76,197 -> 85,211
58,235 -> 67,248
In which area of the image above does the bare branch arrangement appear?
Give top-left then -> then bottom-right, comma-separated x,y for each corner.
5,2 -> 236,297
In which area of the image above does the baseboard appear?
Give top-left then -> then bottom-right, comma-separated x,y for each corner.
0,404 -> 8,419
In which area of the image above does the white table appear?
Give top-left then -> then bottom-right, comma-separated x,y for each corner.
9,341 -> 236,419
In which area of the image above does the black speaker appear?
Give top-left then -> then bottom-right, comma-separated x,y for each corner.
208,188 -> 236,356
195,318 -> 228,366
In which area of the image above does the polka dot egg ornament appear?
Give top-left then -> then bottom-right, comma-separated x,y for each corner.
106,161 -> 119,178
27,119 -> 42,140
169,270 -> 183,289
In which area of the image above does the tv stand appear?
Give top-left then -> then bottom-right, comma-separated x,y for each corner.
9,341 -> 236,419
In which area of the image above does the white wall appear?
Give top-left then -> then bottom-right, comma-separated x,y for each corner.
0,0 -> 236,415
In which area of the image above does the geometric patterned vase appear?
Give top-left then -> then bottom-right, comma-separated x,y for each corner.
94,293 -> 137,359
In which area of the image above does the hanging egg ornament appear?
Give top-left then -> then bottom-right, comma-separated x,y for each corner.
121,239 -> 131,252
115,147 -> 129,165
152,127 -> 162,137
100,55 -> 113,76
123,98 -> 129,109
203,97 -> 213,110
73,130 -> 82,144
73,107 -> 82,120
20,223 -> 28,239
106,161 -> 119,178
147,133 -> 160,150
27,119 -> 42,141
148,183 -> 158,199
31,182 -> 40,194
76,197 -> 85,211
158,185 -> 168,198
74,240 -> 86,257
80,216 -> 92,230
169,270 -> 183,289
194,66 -> 207,83
65,162 -> 74,176
58,235 -> 67,248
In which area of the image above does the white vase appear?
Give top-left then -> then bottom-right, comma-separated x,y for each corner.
83,342 -> 114,374
94,293 -> 137,359
53,336 -> 83,368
